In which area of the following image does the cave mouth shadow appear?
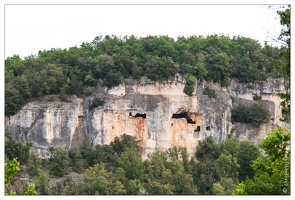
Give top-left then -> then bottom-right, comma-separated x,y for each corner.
172,111 -> 196,124
130,112 -> 146,119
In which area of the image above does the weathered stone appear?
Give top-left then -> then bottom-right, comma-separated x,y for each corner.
5,76 -> 290,159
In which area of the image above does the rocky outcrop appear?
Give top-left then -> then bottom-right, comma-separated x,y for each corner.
5,76 -> 289,158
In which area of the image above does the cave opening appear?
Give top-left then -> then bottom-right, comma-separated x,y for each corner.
172,111 -> 196,124
206,126 -> 211,131
133,113 -> 146,118
195,126 -> 201,132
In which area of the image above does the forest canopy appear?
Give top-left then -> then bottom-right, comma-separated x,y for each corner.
5,34 -> 287,116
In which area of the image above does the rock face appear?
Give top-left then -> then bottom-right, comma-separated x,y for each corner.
5,76 -> 290,159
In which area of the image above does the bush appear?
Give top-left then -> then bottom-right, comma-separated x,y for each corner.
231,103 -> 270,126
203,87 -> 217,98
89,96 -> 104,110
253,94 -> 262,101
183,74 -> 196,96
84,87 -> 93,96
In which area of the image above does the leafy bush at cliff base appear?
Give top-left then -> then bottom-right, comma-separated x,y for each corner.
231,102 -> 270,126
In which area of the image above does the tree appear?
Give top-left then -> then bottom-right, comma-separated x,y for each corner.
212,177 -> 237,195
5,158 -> 20,188
195,136 -> 220,162
183,74 -> 196,96
166,146 -> 190,173
220,137 -> 240,158
117,147 -> 144,180
237,140 -> 260,180
232,127 -> 290,195
110,134 -> 140,155
231,103 -> 270,126
144,151 -> 168,181
82,163 -> 126,195
5,158 -> 37,195
68,146 -> 83,172
5,137 -> 33,164
34,171 -> 51,195
165,159 -> 198,194
215,153 -> 240,180
27,150 -> 42,177
62,177 -> 82,195
49,148 -> 70,177
274,5 -> 290,122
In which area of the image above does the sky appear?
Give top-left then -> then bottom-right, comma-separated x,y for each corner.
4,2 -> 288,59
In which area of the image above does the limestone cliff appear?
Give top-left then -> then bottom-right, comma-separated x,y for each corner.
5,76 -> 289,158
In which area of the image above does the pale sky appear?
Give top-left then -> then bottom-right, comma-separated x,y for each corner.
4,3 -> 286,59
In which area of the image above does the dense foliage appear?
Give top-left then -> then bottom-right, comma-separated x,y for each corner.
231,103 -> 271,126
202,87 -> 217,98
233,127 -> 290,195
5,34 -> 285,116
6,132 -> 277,195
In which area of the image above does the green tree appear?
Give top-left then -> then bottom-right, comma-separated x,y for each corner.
49,148 -> 70,177
183,74 -> 196,96
215,153 -> 240,180
68,146 -> 83,172
117,147 -> 144,180
233,127 -> 290,195
62,177 -> 81,195
144,151 -> 168,181
212,177 -> 237,195
34,171 -> 51,195
231,103 -> 270,126
5,158 -> 20,188
195,136 -> 220,162
27,150 -> 42,177
165,159 -> 198,194
237,140 -> 260,180
274,5 -> 290,122
83,163 -> 126,195
110,134 -> 140,155
5,137 -> 33,164
220,137 -> 240,158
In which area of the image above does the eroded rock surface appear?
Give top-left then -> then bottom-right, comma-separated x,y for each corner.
5,76 -> 289,158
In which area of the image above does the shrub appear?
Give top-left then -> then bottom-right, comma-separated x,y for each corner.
89,96 -> 104,110
203,87 -> 217,98
231,103 -> 270,126
183,74 -> 196,96
253,94 -> 262,101
84,87 -> 93,96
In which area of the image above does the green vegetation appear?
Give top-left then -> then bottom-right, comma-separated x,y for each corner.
202,87 -> 217,98
231,103 -> 270,126
233,127 -> 290,195
183,74 -> 196,96
88,96 -> 104,110
5,33 -> 285,116
5,158 -> 37,195
5,128 -> 290,195
253,94 -> 262,101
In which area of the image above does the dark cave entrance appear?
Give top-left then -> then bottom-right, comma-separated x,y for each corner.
130,112 -> 146,118
172,111 -> 196,124
195,126 -> 201,132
